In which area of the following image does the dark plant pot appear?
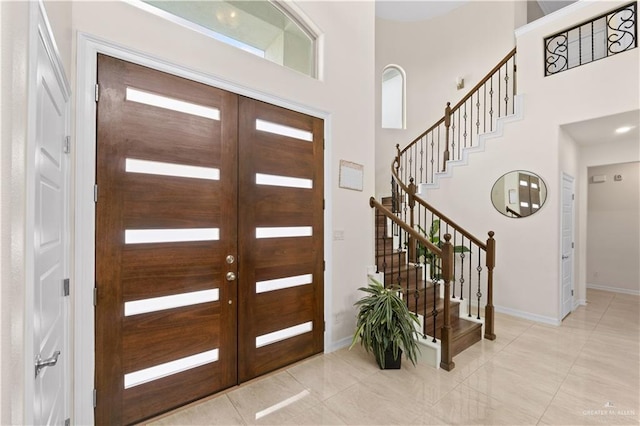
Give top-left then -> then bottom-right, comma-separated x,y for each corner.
376,347 -> 402,369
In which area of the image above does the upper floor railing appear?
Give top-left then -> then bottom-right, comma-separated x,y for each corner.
545,1 -> 637,76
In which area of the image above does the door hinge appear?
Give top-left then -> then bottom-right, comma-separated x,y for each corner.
93,287 -> 97,306
95,84 -> 99,102
572,194 -> 575,200
65,418 -> 70,426
323,138 -> 325,149
93,389 -> 97,408
63,136 -> 71,154
572,242 -> 574,248
323,199 -> 325,210
571,289 -> 574,296
63,278 -> 70,297
323,260 -> 326,271
93,184 -> 98,203
323,321 -> 326,331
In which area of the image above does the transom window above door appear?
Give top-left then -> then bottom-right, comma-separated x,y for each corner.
136,0 -> 318,77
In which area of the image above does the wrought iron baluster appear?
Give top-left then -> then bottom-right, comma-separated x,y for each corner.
450,113 -> 456,164
468,242 -> 473,307
498,68 -> 501,118
579,26 -> 583,65
463,102 -> 468,148
483,83 -> 487,133
413,263 -> 420,314
504,63 -> 509,115
451,230 -> 457,299
432,270 -> 437,342
476,249 -> 483,319
457,109 -> 461,159
459,235 -> 465,301
489,75 -> 494,131
469,91 -> 478,146
420,137 -> 424,184
430,132 -> 435,183
469,249 -> 475,318
437,126 -> 441,176
592,21 -> 595,61
512,56 -> 517,114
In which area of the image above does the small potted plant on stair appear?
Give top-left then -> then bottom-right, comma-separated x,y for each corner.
350,277 -> 420,369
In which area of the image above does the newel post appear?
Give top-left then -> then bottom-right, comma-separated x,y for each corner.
407,178 -> 416,262
440,234 -> 455,371
442,102 -> 451,172
484,231 -> 496,340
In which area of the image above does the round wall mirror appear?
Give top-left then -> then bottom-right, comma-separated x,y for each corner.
491,170 -> 547,218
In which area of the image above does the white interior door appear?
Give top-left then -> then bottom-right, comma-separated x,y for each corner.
33,15 -> 71,425
561,173 -> 574,319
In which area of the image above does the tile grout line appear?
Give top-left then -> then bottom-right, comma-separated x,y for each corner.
535,293 -> 614,425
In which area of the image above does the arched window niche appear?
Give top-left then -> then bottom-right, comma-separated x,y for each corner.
381,65 -> 406,129
138,1 -> 319,78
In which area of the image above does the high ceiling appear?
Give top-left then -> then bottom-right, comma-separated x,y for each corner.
375,0 -> 577,22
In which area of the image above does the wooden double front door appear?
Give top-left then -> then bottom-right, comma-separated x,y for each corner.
95,55 -> 324,424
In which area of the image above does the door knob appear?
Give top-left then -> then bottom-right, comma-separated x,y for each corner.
35,350 -> 60,378
226,272 -> 236,281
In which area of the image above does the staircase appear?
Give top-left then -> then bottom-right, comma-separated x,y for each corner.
369,2 -> 639,370
370,49 -> 512,370
376,197 -> 482,359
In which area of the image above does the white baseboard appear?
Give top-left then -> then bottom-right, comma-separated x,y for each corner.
574,298 -> 587,309
587,283 -> 640,296
417,336 -> 440,369
494,304 -> 561,326
327,335 -> 353,353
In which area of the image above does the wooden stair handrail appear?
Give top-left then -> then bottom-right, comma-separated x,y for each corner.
369,197 -> 442,257
391,165 -> 487,250
451,47 -> 517,111
399,48 -> 516,157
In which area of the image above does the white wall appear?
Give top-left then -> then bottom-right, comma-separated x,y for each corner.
586,161 -> 640,294
1,2 -> 30,424
422,1 -> 639,323
375,1 -> 522,197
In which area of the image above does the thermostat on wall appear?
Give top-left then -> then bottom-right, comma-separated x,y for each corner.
592,175 -> 606,183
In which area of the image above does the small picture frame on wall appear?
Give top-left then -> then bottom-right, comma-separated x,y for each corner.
339,160 -> 364,191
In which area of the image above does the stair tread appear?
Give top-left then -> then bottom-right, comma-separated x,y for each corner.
451,317 -> 482,339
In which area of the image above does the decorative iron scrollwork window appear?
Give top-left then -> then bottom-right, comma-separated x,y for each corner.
544,2 -> 637,76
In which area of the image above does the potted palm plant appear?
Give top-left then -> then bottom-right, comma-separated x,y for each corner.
350,277 -> 420,369
416,219 -> 470,279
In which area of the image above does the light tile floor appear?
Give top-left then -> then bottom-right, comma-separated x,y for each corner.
146,289 -> 639,425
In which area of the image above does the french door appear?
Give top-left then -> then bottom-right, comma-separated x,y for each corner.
95,54 -> 323,424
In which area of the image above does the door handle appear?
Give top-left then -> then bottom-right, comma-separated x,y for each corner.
226,272 -> 236,282
35,350 -> 60,378
562,255 -> 569,259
